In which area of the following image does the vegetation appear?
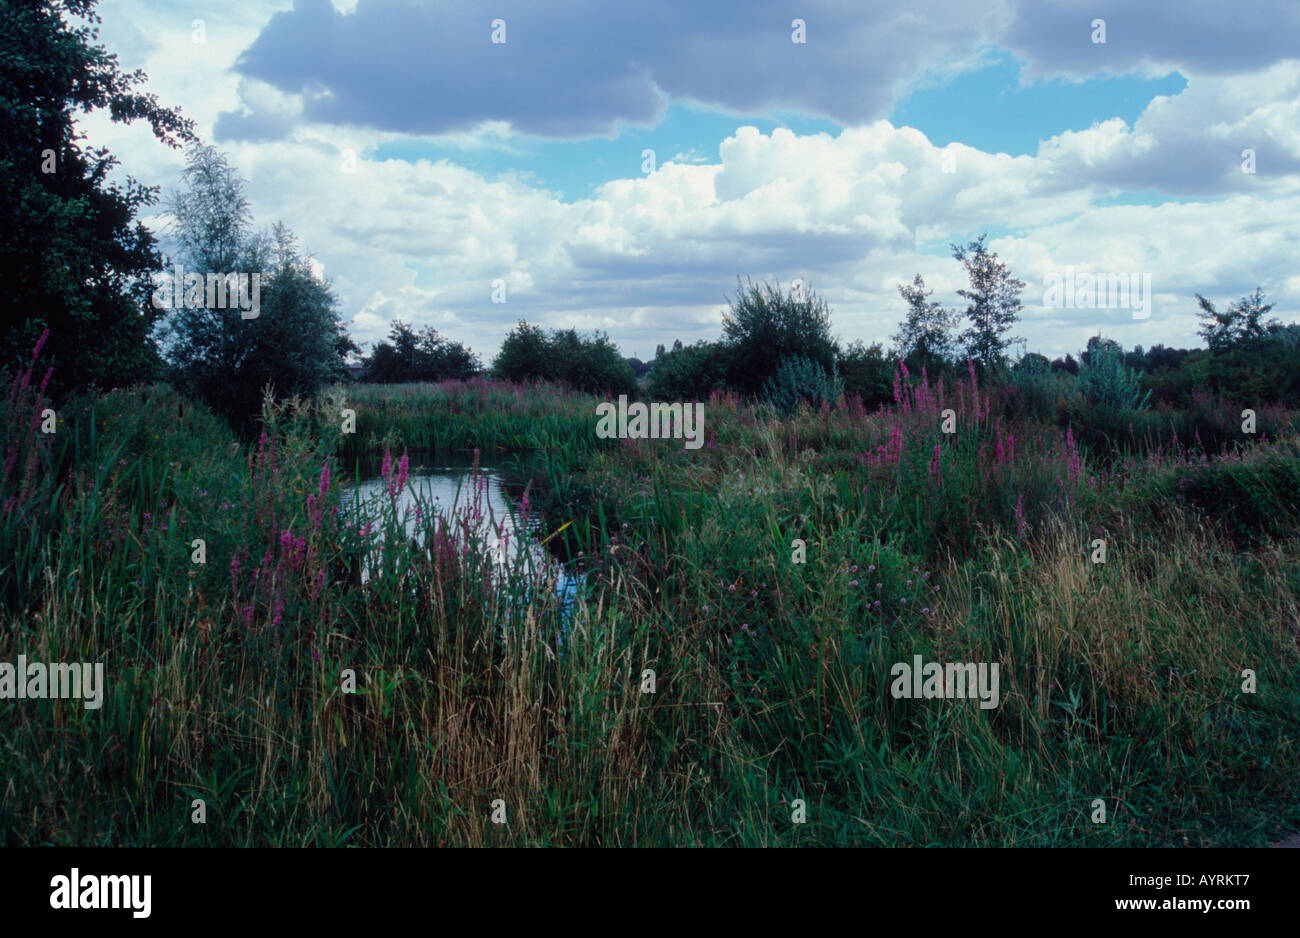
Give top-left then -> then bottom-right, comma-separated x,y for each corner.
0,0 -> 194,393
3,325 -> 1298,846
362,320 -> 481,383
3,10 -> 1297,848
161,145 -> 355,435
492,322 -> 636,397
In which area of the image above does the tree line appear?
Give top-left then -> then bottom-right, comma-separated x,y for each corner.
3,0 -> 1295,433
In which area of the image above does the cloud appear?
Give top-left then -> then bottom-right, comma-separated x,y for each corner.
218,0 -> 998,140
1003,0 -> 1300,80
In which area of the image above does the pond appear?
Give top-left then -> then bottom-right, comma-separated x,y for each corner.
341,453 -> 581,610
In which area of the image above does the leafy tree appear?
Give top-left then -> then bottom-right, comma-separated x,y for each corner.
647,341 -> 729,399
1050,353 -> 1080,376
893,274 -> 959,370
951,234 -> 1024,371
493,322 -> 554,383
1080,335 -> 1123,367
558,328 -> 637,396
720,278 -> 838,395
492,322 -> 635,395
838,341 -> 895,409
0,0 -> 196,394
364,320 -> 479,382
1013,352 -> 1050,375
1196,288 -> 1277,352
161,147 -> 351,432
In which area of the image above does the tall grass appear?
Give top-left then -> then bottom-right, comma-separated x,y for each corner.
2,349 -> 1298,845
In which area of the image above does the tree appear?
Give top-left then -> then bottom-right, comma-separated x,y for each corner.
951,234 -> 1024,371
0,0 -> 196,394
162,147 -> 350,432
1050,353 -> 1079,376
364,320 -> 479,382
647,341 -> 729,399
838,340 -> 895,409
893,274 -> 959,370
493,322 -> 555,383
1196,288 -> 1277,352
1013,352 -> 1050,375
492,322 -> 635,395
720,278 -> 838,395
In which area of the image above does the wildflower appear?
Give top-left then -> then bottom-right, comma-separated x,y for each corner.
850,579 -> 859,587
396,452 -> 409,493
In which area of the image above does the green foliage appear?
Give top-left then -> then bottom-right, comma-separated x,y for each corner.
1196,288 -> 1278,353
1005,363 -> 1072,423
492,321 -> 553,382
1078,339 -> 1150,413
837,341 -> 895,409
1172,446 -> 1300,546
720,278 -> 839,395
492,322 -> 636,396
761,355 -> 844,414
0,0 -> 196,394
893,273 -> 959,369
1013,352 -> 1050,375
162,147 -> 351,434
364,320 -> 481,383
646,341 -> 729,399
951,234 -> 1024,370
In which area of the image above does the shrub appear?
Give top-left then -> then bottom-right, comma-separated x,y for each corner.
838,341 -> 895,410
492,322 -> 636,396
1079,341 -> 1150,413
721,278 -> 838,395
761,355 -> 844,414
647,341 -> 729,400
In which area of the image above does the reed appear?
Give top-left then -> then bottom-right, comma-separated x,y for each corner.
2,352 -> 1297,845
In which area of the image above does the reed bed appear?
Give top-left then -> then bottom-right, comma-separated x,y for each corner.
2,342 -> 1298,845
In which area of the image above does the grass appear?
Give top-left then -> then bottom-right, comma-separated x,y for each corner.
2,351 -> 1298,846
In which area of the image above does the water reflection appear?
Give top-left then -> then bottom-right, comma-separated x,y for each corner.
342,457 -> 580,610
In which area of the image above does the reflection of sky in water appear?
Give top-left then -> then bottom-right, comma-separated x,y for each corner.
344,465 -> 580,609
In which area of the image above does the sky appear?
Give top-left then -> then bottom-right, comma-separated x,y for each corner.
82,0 -> 1300,363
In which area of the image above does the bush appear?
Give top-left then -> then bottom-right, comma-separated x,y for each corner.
1004,367 -> 1072,423
647,341 -> 729,400
838,341 -> 895,409
721,278 -> 839,395
1079,341 -> 1150,413
492,322 -> 636,396
761,355 -> 844,414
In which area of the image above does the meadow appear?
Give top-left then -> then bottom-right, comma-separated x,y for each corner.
2,342 -> 1299,846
